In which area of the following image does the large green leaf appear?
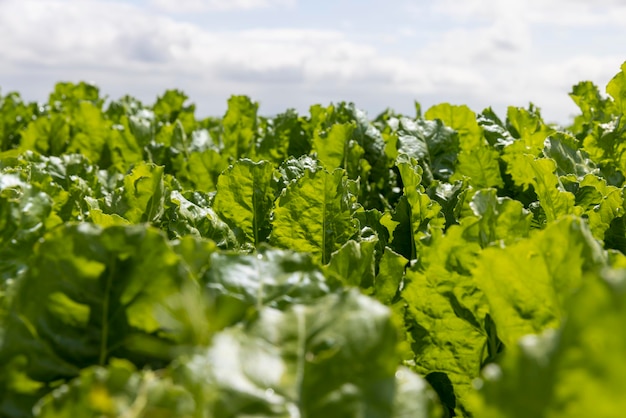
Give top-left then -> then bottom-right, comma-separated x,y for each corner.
504,153 -> 581,223
0,92 -> 38,151
425,104 -> 483,150
174,290 -> 441,417
425,104 -> 503,189
213,159 -> 276,246
606,61 -> 626,115
164,190 -> 238,249
543,132 -> 598,179
19,115 -> 70,156
396,117 -> 458,182
312,122 -> 355,171
324,235 -> 378,289
459,188 -> 532,247
0,224 -> 196,416
0,172 -> 54,283
205,247 -> 331,311
452,146 -> 503,189
33,359 -> 194,418
505,105 -> 554,156
573,174 -> 624,240
382,155 -> 444,260
472,217 -> 605,348
477,107 -> 515,149
106,115 -> 144,172
373,247 -> 407,304
181,148 -> 229,193
152,89 -> 196,131
48,82 -> 103,113
469,269 -> 626,418
222,95 -> 258,160
569,81 -> 609,124
580,112 -> 626,180
401,226 -> 488,416
271,168 -> 360,264
255,109 -> 310,163
87,162 -> 165,225
67,101 -> 110,164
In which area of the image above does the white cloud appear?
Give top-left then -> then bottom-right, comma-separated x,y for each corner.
0,0 -> 402,85
0,0 -> 624,123
150,0 -> 295,12
434,0 -> 626,26
0,0 -> 411,116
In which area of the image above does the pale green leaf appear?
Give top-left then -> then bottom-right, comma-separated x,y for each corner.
469,270 -> 626,418
472,217 -> 605,348
312,122 -> 355,171
271,168 -> 360,264
213,159 -> 275,246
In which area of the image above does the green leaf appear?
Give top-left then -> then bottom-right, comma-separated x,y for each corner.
107,116 -> 144,171
48,82 -> 103,113
222,95 -> 258,160
505,105 -> 554,155
396,118 -> 458,182
0,224 -> 196,415
271,168 -> 360,264
312,122 -> 355,171
153,89 -> 196,131
568,81 -> 611,133
182,148 -> 228,193
606,61 -> 626,115
174,290 -> 438,417
88,162 -> 165,224
164,190 -> 238,249
504,153 -> 581,223
574,174 -> 624,239
276,155 -> 321,187
472,217 -> 605,348
206,247 -> 331,311
580,111 -> 626,179
477,107 -> 515,149
469,270 -> 626,418
401,226 -> 487,416
67,102 -> 111,164
423,105 -> 503,189
213,159 -> 276,246
425,104 -> 483,150
543,132 -> 598,178
374,247 -> 407,304
0,172 -> 54,282
451,146 -> 503,189
0,92 -> 38,152
570,81 -> 606,120
122,162 -> 165,224
324,236 -> 378,289
382,155 -> 444,260
459,188 -> 532,247
19,115 -> 70,156
33,359 -> 194,418
255,109 -> 309,163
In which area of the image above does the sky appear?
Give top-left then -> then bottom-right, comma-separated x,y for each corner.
1,0 -> 625,125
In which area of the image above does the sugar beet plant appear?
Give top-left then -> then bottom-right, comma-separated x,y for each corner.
2,62 -> 626,418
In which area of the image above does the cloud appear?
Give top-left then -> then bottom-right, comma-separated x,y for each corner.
0,1 -> 400,86
0,0 -> 411,117
149,0 -> 295,12
433,0 -> 626,26
0,0 -> 624,123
